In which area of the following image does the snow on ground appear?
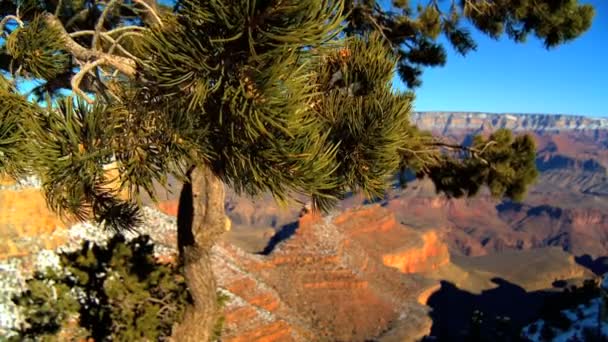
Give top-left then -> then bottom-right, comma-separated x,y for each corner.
522,276 -> 608,341
0,206 -> 178,337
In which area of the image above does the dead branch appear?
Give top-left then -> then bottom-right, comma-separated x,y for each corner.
72,59 -> 106,103
70,30 -> 142,61
43,13 -> 137,77
132,0 -> 164,27
93,0 -> 123,50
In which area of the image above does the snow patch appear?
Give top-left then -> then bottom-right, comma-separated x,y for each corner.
522,274 -> 608,341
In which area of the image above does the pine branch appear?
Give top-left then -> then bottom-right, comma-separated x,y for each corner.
430,140 -> 496,154
430,140 -> 497,164
43,13 -> 137,76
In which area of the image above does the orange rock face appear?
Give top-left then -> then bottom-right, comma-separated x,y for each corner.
214,205 -> 441,341
0,189 -> 66,235
331,206 -> 450,274
156,200 -> 179,217
0,167 -> 135,260
223,321 -> 294,342
382,231 -> 450,273
0,188 -> 70,259
417,283 -> 442,305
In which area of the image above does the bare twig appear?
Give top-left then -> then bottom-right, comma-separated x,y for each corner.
93,0 -> 123,50
107,25 -> 148,36
0,15 -> 24,34
70,26 -> 147,38
431,141 -> 475,153
65,8 -> 90,29
131,0 -> 164,27
108,31 -> 145,56
43,13 -> 137,77
399,147 -> 439,169
147,294 -> 172,306
432,140 -> 497,155
54,0 -> 64,17
430,140 -> 496,165
72,59 -> 105,103
69,30 -> 96,38
366,12 -> 392,44
70,30 -> 142,61
477,140 -> 497,154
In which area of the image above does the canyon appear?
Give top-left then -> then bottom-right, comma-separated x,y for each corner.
0,111 -> 607,340
407,112 -> 608,258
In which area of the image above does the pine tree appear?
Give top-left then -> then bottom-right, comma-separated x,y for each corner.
0,0 -> 594,340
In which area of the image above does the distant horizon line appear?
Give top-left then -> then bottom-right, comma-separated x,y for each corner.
412,110 -> 608,120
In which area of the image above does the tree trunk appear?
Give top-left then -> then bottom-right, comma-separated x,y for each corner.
171,166 -> 228,342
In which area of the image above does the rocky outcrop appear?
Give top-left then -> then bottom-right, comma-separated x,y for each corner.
383,186 -> 608,258
382,231 -> 450,273
207,205 -> 447,341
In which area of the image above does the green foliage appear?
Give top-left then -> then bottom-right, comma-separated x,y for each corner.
134,0 -> 352,212
344,0 -> 595,87
420,129 -> 539,201
5,14 -> 70,79
25,96 -> 142,231
10,235 -> 191,341
463,0 -> 595,48
10,270 -> 84,341
311,33 -> 414,203
0,82 -> 35,178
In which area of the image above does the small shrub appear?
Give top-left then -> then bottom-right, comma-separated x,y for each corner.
581,326 -> 602,341
540,323 -> 555,340
527,322 -> 538,335
10,234 -> 191,341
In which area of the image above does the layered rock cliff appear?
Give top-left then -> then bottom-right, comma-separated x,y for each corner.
216,206 -> 444,341
411,112 -> 608,133
402,112 -> 608,258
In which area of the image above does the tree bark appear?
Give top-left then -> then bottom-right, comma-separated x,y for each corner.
171,166 -> 227,342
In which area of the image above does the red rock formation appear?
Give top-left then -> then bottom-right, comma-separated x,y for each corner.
212,205 -> 441,341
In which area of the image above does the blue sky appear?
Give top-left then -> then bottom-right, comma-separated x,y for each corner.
398,0 -> 608,117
